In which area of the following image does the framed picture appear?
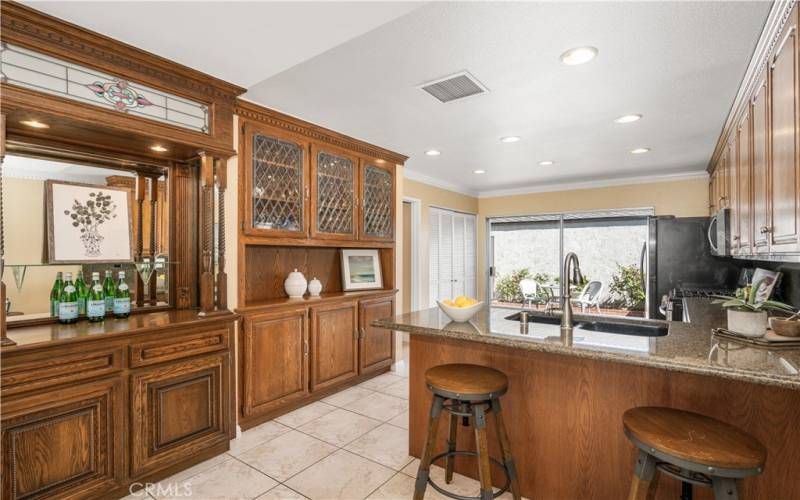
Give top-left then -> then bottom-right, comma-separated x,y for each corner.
752,268 -> 781,302
341,249 -> 383,291
46,180 -> 134,264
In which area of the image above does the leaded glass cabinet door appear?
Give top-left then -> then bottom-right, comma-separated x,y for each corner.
359,163 -> 394,241
244,125 -> 309,238
310,145 -> 357,240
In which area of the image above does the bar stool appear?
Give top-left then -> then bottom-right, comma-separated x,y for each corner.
414,363 -> 521,500
623,407 -> 766,500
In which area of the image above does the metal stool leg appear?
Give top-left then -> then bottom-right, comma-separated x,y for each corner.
472,403 -> 494,500
414,394 -> 445,500
444,412 -> 458,484
711,478 -> 739,500
627,450 -> 659,500
491,398 -> 521,500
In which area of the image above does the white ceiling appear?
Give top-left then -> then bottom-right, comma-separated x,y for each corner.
23,1 -> 770,196
245,1 -> 770,195
21,1 -> 423,87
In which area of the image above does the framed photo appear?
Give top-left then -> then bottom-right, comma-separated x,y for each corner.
341,249 -> 383,291
752,268 -> 781,302
46,180 -> 134,264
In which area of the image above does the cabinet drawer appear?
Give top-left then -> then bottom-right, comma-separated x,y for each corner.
1,348 -> 123,397
130,328 -> 230,368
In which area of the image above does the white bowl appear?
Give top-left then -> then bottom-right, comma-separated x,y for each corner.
437,300 -> 484,323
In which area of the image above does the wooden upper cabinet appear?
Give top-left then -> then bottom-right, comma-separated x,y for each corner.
359,163 -> 395,241
2,377 -> 123,499
240,308 -> 309,419
752,74 -> 771,253
359,296 -> 395,375
243,123 -> 310,238
310,144 -> 358,240
737,108 -> 754,254
768,11 -> 800,253
728,135 -> 739,251
309,301 -> 359,391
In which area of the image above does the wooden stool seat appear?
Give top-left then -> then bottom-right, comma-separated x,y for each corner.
425,363 -> 508,399
623,407 -> 766,470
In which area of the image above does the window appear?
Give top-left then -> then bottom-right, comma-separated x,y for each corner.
429,208 -> 477,306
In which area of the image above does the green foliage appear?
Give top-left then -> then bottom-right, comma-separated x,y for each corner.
608,263 -> 645,310
494,268 -> 531,303
711,279 -> 795,313
532,272 -> 551,284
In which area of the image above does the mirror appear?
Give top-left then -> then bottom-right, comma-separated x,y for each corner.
2,154 -> 170,321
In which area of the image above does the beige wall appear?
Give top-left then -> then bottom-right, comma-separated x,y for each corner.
476,177 -> 710,299
399,176 -> 709,307
401,178 -> 480,310
4,177 -> 80,315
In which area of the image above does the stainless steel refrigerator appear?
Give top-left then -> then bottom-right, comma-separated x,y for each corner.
643,216 -> 743,319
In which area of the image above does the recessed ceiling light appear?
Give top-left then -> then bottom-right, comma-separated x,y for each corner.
20,119 -> 49,129
614,114 -> 643,124
560,46 -> 598,65
473,169 -> 486,174
425,149 -> 441,156
538,160 -> 555,166
500,136 -> 521,143
630,148 -> 651,155
150,145 -> 168,152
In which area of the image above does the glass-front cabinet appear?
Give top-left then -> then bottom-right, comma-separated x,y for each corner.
243,124 -> 310,237
359,163 -> 394,241
310,144 -> 357,240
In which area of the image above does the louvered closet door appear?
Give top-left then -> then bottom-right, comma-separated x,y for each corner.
438,211 -> 454,301
429,208 -> 477,306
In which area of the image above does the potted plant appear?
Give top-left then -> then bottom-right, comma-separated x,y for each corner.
712,280 -> 795,337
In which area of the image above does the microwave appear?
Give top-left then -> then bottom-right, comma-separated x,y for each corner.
708,208 -> 731,257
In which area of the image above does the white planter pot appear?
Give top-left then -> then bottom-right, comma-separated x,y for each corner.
284,269 -> 308,298
727,309 -> 768,338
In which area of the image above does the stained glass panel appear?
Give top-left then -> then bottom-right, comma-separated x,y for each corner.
316,152 -> 354,235
362,165 -> 393,238
251,134 -> 304,232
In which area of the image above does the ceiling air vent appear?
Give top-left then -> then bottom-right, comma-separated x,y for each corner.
419,71 -> 489,103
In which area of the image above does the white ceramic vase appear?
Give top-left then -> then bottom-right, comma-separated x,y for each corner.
308,278 -> 323,297
727,309 -> 768,337
284,269 -> 308,298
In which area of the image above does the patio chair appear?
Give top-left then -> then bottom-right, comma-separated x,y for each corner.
519,279 -> 542,308
572,281 -> 604,313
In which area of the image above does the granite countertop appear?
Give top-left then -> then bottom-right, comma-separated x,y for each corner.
374,299 -> 800,390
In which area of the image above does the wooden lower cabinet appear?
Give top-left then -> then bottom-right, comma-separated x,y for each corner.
309,301 -> 359,391
240,308 -> 309,420
1,377 -> 123,499
130,353 -> 230,477
359,297 -> 395,375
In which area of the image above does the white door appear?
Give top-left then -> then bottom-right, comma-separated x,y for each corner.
429,208 -> 477,306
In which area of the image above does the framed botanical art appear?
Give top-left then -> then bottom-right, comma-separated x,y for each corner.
340,249 -> 383,291
45,180 -> 134,264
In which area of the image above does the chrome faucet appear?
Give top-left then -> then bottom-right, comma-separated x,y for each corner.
561,252 -> 583,341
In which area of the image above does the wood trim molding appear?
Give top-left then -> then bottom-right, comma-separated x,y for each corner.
235,99 -> 408,166
708,0 -> 797,173
0,1 -> 245,104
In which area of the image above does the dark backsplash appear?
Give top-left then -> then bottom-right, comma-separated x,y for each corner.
744,260 -> 800,308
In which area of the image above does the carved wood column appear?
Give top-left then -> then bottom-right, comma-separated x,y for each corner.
215,158 -> 227,311
170,162 -> 197,309
135,175 -> 146,307
198,152 -> 215,314
0,113 -> 13,346
148,174 -> 158,305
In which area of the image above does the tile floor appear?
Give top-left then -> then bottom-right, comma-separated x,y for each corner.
122,340 -> 518,500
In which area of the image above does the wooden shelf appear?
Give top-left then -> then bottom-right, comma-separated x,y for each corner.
236,289 -> 397,314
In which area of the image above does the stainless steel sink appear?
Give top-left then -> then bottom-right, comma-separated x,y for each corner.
504,312 -> 668,337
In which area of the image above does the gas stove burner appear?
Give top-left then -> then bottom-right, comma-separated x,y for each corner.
675,288 -> 736,298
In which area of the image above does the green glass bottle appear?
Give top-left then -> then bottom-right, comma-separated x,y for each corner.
86,272 -> 106,322
113,271 -> 131,319
103,270 -> 115,312
49,271 -> 63,317
75,270 -> 88,316
58,272 -> 79,324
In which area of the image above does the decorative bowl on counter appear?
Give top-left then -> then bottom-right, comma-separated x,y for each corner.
437,300 -> 484,323
769,317 -> 800,338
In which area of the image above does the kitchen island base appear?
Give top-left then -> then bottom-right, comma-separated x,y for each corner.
408,335 -> 800,500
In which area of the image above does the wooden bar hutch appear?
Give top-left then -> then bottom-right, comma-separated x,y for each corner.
0,2 -> 242,498
234,101 -> 406,430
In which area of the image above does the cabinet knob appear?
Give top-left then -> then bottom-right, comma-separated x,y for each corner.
303,340 -> 309,355
760,225 -> 772,234
358,327 -> 365,339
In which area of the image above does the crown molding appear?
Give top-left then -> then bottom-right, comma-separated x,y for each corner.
235,98 -> 408,165
708,0 -> 796,172
402,168 -> 479,197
